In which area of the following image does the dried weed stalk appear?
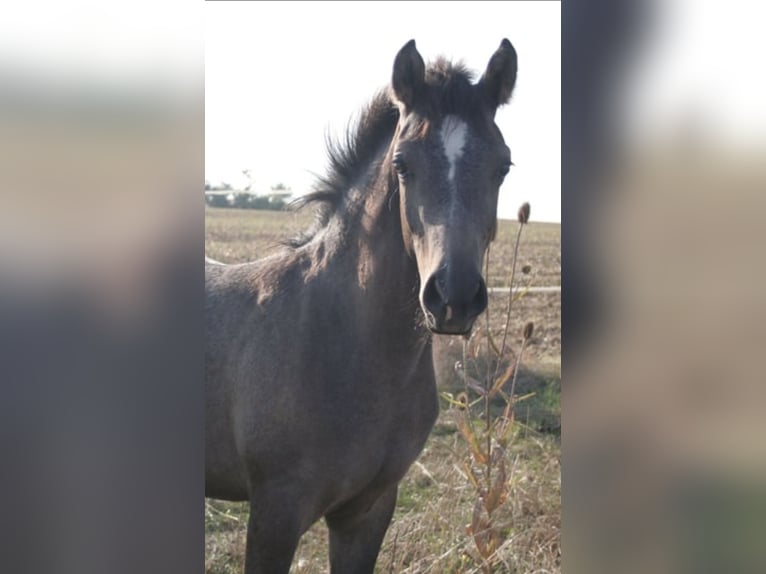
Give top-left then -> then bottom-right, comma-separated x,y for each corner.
442,204 -> 534,572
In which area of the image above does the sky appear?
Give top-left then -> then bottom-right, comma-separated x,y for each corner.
618,0 -> 766,149
205,1 -> 561,223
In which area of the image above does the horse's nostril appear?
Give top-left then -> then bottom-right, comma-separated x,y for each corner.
435,277 -> 448,302
422,274 -> 446,317
473,280 -> 488,312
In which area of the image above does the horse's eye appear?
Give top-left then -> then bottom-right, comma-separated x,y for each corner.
497,159 -> 513,179
392,155 -> 409,177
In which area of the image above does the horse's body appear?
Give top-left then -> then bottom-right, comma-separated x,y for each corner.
206,39 -> 518,573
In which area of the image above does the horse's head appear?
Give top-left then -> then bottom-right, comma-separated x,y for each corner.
390,39 -> 517,335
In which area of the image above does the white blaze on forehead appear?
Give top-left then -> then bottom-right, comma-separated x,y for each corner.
440,116 -> 468,184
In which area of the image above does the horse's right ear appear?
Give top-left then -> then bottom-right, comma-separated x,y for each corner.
392,39 -> 426,110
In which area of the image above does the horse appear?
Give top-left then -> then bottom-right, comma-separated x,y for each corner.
205,38 -> 518,573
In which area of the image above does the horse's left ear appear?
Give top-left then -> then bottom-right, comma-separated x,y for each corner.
479,39 -> 518,109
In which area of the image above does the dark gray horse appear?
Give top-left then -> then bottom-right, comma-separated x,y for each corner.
205,39 -> 517,573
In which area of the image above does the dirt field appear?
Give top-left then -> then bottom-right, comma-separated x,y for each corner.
205,205 -> 561,573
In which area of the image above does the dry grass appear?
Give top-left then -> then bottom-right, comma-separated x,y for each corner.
206,416 -> 560,574
204,205 -> 560,573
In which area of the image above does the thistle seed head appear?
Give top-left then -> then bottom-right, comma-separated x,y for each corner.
523,321 -> 534,340
517,202 -> 531,224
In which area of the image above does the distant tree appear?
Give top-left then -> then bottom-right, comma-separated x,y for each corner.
251,196 -> 271,210
232,192 -> 253,209
206,194 -> 229,208
205,180 -> 212,191
268,197 -> 287,211
271,182 -> 290,192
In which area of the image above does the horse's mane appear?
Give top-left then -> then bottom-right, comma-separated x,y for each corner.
286,58 -> 475,248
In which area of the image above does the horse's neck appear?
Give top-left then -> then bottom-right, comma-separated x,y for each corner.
319,164 -> 424,340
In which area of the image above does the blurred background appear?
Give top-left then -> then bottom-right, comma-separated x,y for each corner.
0,2 -> 203,573
563,0 -> 766,572
1,1 -> 765,573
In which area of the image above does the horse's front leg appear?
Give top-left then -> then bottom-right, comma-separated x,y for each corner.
244,488 -> 304,574
325,485 -> 398,574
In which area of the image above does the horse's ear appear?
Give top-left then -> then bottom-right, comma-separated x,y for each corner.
479,39 -> 518,109
392,39 -> 426,110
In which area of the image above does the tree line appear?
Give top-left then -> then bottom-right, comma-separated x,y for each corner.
205,180 -> 292,211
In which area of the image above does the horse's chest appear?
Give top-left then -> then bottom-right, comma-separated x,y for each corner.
317,376 -> 438,512
356,407 -> 432,474
341,370 -> 436,452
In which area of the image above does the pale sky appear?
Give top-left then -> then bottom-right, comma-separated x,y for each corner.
619,0 -> 766,149
205,1 -> 561,223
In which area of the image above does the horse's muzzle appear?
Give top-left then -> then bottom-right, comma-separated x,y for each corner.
421,267 -> 488,335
